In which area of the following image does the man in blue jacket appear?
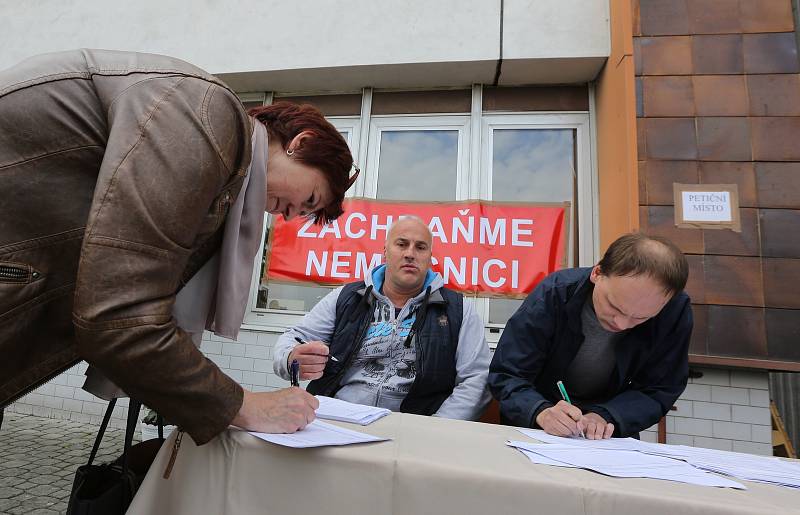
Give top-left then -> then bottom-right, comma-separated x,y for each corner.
488,233 -> 692,439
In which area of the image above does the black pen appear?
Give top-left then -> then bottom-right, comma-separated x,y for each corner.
294,336 -> 338,361
290,359 -> 300,387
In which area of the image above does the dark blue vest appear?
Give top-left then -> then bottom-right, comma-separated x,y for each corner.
306,281 -> 463,416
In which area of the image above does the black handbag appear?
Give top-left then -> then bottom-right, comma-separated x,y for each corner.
66,398 -> 164,515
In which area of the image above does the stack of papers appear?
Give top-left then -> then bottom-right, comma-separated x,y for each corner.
314,396 -> 391,425
637,442 -> 800,489
518,429 -> 654,451
249,419 -> 390,448
511,428 -> 800,489
508,439 -> 745,489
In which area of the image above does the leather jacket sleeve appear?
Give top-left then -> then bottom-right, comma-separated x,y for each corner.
73,75 -> 251,444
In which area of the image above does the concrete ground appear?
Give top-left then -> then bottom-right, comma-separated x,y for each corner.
0,412 -> 133,514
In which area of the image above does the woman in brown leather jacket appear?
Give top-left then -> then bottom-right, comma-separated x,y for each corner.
0,49 -> 357,444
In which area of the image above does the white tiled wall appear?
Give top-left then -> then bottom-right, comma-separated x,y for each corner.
7,360 -> 131,429
640,368 -> 774,455
7,330 -> 775,456
5,329 -> 275,430
199,329 -> 284,392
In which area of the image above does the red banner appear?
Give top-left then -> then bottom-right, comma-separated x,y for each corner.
265,198 -> 568,298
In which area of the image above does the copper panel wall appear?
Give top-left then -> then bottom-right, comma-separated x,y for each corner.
634,0 -> 800,370
483,86 -> 589,112
372,90 -> 472,114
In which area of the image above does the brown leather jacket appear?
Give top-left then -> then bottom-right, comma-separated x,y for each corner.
0,49 -> 252,444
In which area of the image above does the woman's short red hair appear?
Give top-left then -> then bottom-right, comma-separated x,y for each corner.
248,101 -> 356,224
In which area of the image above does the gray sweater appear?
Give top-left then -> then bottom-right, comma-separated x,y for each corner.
274,265 -> 491,420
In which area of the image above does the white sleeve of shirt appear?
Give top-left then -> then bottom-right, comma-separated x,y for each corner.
272,286 -> 344,380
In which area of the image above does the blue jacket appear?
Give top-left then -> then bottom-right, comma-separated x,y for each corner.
488,267 -> 693,437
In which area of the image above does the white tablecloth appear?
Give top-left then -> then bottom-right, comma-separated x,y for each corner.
128,413 -> 800,515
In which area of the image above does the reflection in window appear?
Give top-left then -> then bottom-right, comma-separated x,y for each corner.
492,129 -> 575,202
259,282 -> 334,312
489,129 -> 576,325
376,130 -> 458,201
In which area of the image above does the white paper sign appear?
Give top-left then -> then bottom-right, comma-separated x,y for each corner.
681,191 -> 732,222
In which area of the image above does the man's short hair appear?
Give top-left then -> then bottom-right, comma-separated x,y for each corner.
386,216 -> 433,247
597,232 -> 688,297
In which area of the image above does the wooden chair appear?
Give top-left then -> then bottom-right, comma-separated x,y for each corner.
771,401 -> 797,459
479,399 -> 502,425
657,406 -> 678,444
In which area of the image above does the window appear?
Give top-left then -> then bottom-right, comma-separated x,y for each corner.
479,113 -> 594,335
486,127 -> 576,325
376,130 -> 458,200
244,88 -> 597,335
365,116 -> 470,201
238,92 -> 268,111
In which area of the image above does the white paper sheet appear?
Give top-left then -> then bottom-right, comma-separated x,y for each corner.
640,444 -> 800,489
518,428 -> 656,452
248,420 -> 390,448
507,440 -> 745,489
512,447 -> 579,468
516,428 -> 800,489
314,396 -> 391,425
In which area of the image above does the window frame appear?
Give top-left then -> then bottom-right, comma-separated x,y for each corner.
477,112 -> 596,343
480,112 -> 596,268
242,94 -> 599,338
363,114 -> 472,200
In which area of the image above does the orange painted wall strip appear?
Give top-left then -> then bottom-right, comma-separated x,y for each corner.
595,0 -> 639,251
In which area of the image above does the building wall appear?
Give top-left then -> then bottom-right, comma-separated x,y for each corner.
7,331 -> 774,455
633,0 -> 800,369
0,0 -> 609,90
641,367 -> 772,455
5,330 -> 276,431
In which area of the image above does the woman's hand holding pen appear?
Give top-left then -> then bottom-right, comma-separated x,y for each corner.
232,388 -> 318,434
289,339 -> 334,381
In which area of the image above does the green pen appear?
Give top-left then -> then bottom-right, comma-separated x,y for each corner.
556,380 -> 586,439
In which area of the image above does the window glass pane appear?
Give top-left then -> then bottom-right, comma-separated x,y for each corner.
488,129 -> 576,325
491,129 -> 574,202
256,130 -> 350,311
259,282 -> 334,312
376,130 -> 458,201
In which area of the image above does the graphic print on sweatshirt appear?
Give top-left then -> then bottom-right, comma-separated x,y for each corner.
341,301 -> 419,405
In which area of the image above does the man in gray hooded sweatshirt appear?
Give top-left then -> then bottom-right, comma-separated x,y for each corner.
274,217 -> 491,420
